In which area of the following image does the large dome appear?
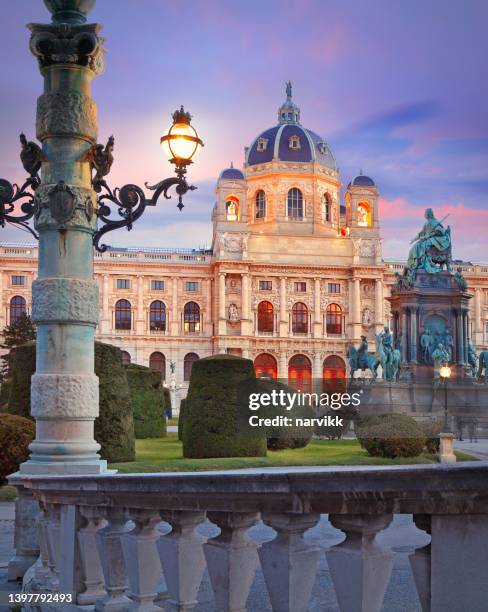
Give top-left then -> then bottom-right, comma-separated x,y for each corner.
246,83 -> 337,171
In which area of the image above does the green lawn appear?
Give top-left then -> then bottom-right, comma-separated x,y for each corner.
110,434 -> 475,473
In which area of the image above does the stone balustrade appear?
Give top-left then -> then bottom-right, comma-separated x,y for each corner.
16,462 -> 488,612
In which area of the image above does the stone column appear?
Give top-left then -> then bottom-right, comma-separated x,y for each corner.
313,278 -> 322,338
456,310 -> 465,365
0,270 -> 3,328
375,277 -> 384,333
100,274 -> 110,333
241,273 -> 251,335
474,288 -> 482,346
171,277 -> 179,336
463,312 -> 469,364
218,272 -> 226,335
135,275 -> 144,334
352,277 -> 361,340
410,307 -> 418,363
313,353 -> 322,380
20,3 -> 107,475
279,276 -> 288,337
401,308 -> 408,362
279,352 -> 288,381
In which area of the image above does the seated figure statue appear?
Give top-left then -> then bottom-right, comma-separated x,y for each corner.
407,208 -> 452,274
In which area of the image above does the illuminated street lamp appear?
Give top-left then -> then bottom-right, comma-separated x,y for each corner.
440,364 -> 452,431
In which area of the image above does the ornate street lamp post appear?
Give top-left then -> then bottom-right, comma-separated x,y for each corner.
0,0 -> 202,477
440,364 -> 452,432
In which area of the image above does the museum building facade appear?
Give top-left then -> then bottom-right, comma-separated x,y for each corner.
1,86 -> 487,400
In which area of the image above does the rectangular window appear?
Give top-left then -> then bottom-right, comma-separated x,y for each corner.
328,283 -> 341,294
11,275 -> 25,286
185,281 -> 199,292
294,282 -> 306,292
259,280 -> 272,291
117,279 -> 130,289
151,280 -> 165,291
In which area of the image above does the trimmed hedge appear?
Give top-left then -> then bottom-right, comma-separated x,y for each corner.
0,413 -> 35,484
356,413 -> 426,458
182,355 -> 267,458
0,380 -> 11,410
422,418 -> 444,454
256,379 -> 314,451
178,398 -> 187,441
95,342 -> 135,462
6,341 -> 135,463
7,342 -> 36,419
125,364 -> 167,439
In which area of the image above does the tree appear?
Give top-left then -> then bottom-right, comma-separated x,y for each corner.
0,314 -> 36,383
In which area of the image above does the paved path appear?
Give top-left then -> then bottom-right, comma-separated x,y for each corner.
454,438 -> 488,460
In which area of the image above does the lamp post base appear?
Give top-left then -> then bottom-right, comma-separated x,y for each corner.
439,432 -> 457,464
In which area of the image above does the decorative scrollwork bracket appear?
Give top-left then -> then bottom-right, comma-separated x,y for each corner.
0,133 -> 44,239
92,163 -> 197,253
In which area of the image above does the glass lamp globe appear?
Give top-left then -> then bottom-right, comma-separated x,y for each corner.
439,364 -> 452,379
161,106 -> 203,165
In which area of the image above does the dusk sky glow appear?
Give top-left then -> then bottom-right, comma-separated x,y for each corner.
1,0 -> 487,261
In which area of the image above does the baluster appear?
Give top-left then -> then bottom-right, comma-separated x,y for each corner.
35,502 -> 53,582
259,513 -> 321,612
431,513 -> 488,612
204,512 -> 259,612
45,503 -> 62,592
157,510 -> 207,611
408,514 -> 431,612
121,509 -> 162,612
77,506 -> 107,605
95,507 -> 131,611
326,514 -> 393,612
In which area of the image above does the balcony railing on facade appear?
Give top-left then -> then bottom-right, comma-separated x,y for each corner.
15,462 -> 488,612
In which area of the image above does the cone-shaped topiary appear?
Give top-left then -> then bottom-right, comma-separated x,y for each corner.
182,354 -> 267,458
0,413 -> 35,484
6,341 -> 136,462
125,364 -> 167,438
95,342 -> 135,462
178,398 -> 187,441
6,342 -> 36,420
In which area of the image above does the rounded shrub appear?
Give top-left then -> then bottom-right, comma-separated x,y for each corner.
95,342 -> 135,462
255,379 -> 313,451
125,364 -> 167,439
356,413 -> 426,458
182,355 -> 267,458
0,413 -> 35,484
178,398 -> 187,441
7,342 -> 36,420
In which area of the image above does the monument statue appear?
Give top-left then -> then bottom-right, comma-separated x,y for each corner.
228,303 -> 239,322
407,208 -> 452,275
420,328 -> 434,363
454,267 -> 468,291
347,335 -> 379,380
443,329 -> 454,361
468,340 -> 478,377
376,326 -> 401,381
477,350 -> 488,383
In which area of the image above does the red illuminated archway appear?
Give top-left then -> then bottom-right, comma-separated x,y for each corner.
254,353 -> 277,380
288,354 -> 312,392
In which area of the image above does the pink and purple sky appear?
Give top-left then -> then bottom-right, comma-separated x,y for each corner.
1,0 -> 487,261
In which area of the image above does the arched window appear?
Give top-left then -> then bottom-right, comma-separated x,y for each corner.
120,350 -> 131,365
150,300 -> 166,331
357,201 -> 371,227
287,188 -> 303,219
292,302 -> 308,334
115,299 -> 131,330
149,351 -> 166,380
184,301 -> 200,333
257,301 -> 274,333
255,190 -> 266,219
254,353 -> 277,380
9,296 -> 26,323
226,196 -> 239,221
323,355 -> 346,379
288,354 -> 312,392
184,352 -> 199,381
323,192 -> 332,223
326,303 -> 342,335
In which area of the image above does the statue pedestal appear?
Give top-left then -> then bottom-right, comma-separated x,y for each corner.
388,271 -> 472,383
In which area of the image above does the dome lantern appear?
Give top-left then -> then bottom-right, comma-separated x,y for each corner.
278,81 -> 301,125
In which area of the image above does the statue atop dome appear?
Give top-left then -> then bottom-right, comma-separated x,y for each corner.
286,80 -> 292,99
278,80 -> 300,124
